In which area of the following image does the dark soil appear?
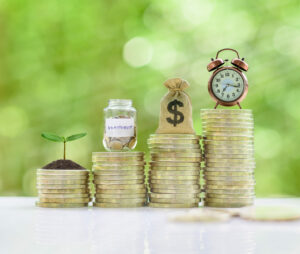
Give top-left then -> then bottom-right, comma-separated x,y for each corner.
42,160 -> 85,170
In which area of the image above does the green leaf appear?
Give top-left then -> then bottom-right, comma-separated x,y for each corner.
66,133 -> 87,142
41,132 -> 64,142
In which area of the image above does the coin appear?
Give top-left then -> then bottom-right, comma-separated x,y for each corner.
204,197 -> 254,203
204,167 -> 255,172
148,202 -> 198,208
151,152 -> 201,158
204,136 -> 253,141
150,170 -> 199,176
96,184 -> 146,190
151,156 -> 201,162
151,188 -> 200,194
204,171 -> 254,177
38,197 -> 91,203
36,184 -> 87,189
205,184 -> 255,190
37,179 -> 88,185
37,175 -> 89,180
206,193 -> 255,198
148,138 -> 199,144
149,144 -> 200,149
93,161 -> 146,166
94,170 -> 144,176
95,197 -> 146,203
150,134 -> 200,139
205,180 -> 255,186
150,161 -> 200,167
92,156 -> 144,162
94,174 -> 144,180
205,176 -> 255,181
94,179 -> 144,185
150,166 -> 200,171
150,193 -> 199,199
205,189 -> 255,195
150,175 -> 199,180
96,188 -> 147,194
38,188 -> 90,194
150,148 -> 201,153
200,109 -> 252,114
150,197 -> 200,204
92,152 -> 144,157
38,193 -> 90,198
37,169 -> 89,175
150,179 -> 199,185
205,148 -> 254,155
93,202 -> 145,208
36,202 -> 88,208
204,202 -> 253,208
150,184 -> 200,190
95,193 -> 146,199
205,154 -> 254,159
206,162 -> 256,168
93,165 -> 144,171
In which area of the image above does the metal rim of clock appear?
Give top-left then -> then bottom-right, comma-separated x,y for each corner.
208,67 -> 248,108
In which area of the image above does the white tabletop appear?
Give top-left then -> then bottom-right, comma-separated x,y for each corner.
0,197 -> 300,254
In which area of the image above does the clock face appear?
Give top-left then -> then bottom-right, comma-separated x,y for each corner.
211,68 -> 245,102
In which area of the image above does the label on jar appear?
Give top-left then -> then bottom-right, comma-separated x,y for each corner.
105,118 -> 135,137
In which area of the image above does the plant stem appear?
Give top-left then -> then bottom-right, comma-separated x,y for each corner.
64,141 -> 66,160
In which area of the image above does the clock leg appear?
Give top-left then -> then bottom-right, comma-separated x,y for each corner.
214,102 -> 219,109
237,102 -> 242,109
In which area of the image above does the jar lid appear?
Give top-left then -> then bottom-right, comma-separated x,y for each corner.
108,99 -> 132,107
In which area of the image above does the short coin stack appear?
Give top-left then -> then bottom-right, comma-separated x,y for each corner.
92,152 -> 147,208
36,169 -> 91,208
201,109 -> 255,208
147,134 -> 202,208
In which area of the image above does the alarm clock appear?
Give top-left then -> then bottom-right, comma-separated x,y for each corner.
207,48 -> 249,109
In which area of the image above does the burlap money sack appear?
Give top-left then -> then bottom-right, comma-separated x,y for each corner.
156,78 -> 195,134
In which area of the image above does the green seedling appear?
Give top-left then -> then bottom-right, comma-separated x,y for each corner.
41,132 -> 87,160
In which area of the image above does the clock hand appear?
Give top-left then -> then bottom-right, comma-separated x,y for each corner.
223,84 -> 229,92
227,83 -> 239,87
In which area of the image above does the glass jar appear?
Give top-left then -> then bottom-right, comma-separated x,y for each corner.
103,99 -> 137,151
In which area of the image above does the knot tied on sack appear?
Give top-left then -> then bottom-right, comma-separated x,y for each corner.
164,78 -> 189,91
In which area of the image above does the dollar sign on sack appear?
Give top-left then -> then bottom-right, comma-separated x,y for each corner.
166,99 -> 184,127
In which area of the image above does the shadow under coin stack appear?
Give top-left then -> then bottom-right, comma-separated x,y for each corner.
147,134 -> 202,208
36,169 -> 91,208
92,152 -> 147,208
201,109 -> 255,208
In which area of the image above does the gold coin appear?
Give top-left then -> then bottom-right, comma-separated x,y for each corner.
92,152 -> 144,157
93,161 -> 146,166
96,184 -> 146,190
150,184 -> 200,190
93,202 -> 145,208
205,184 -> 255,190
150,161 -> 200,167
150,175 -> 199,180
205,157 -> 255,162
151,188 -> 200,194
151,152 -> 201,158
150,134 -> 200,139
204,202 -> 253,208
94,174 -> 144,180
36,202 -> 88,208
38,197 -> 91,203
37,179 -> 88,185
93,165 -> 144,171
202,125 -> 254,131
38,188 -> 90,194
94,170 -> 144,176
200,108 -> 252,114
151,156 -> 201,162
36,184 -> 88,189
149,144 -> 200,149
95,193 -> 146,199
205,149 -> 254,155
96,188 -> 146,194
150,166 -> 200,171
37,169 -> 89,175
150,193 -> 199,199
37,175 -> 89,180
94,179 -> 144,185
204,135 -> 253,141
204,197 -> 254,203
203,141 -> 254,147
92,157 -> 144,162
148,138 -> 199,144
206,162 -> 256,168
205,189 -> 255,195
150,197 -> 200,204
205,154 -> 254,159
204,167 -> 255,172
38,193 -> 90,198
150,148 -> 201,153
204,171 -> 254,177
150,170 -> 199,176
148,202 -> 198,208
202,121 -> 254,127
205,180 -> 255,186
206,193 -> 255,198
150,179 -> 199,185
95,198 -> 146,204
204,176 -> 254,181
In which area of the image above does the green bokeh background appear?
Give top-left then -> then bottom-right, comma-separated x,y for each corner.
0,0 -> 299,196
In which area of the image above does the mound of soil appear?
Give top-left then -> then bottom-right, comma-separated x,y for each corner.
42,160 -> 85,170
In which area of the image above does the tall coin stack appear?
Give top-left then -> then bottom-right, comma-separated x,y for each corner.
36,169 -> 91,208
147,134 -> 202,208
200,109 -> 255,208
92,152 -> 147,208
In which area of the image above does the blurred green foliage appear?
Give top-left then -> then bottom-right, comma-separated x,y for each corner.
0,0 -> 300,196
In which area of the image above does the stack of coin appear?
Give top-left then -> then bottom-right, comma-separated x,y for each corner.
92,152 -> 147,208
36,169 -> 91,208
200,109 -> 255,208
147,134 -> 202,208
